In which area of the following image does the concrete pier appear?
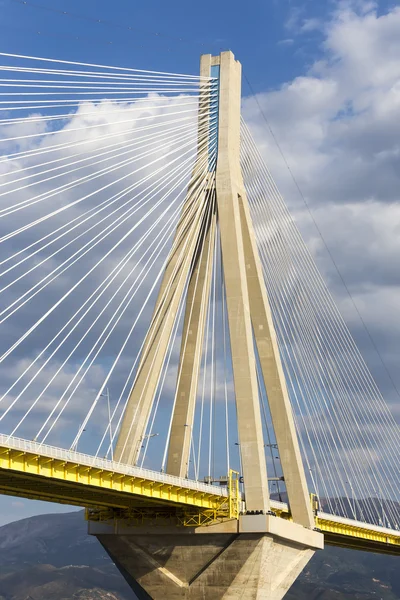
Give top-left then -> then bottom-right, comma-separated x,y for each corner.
90,516 -> 323,599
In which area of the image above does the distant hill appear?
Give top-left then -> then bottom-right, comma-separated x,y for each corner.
0,511 -> 133,600
0,510 -> 398,599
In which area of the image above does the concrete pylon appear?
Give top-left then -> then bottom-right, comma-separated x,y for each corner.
113,65 -> 215,466
94,50 -> 323,600
166,206 -> 216,477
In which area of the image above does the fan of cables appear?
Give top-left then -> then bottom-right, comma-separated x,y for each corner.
0,52 -> 218,463
241,118 -> 400,528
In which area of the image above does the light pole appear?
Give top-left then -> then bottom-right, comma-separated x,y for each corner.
234,442 -> 244,492
71,424 -> 86,452
100,388 -> 113,461
346,480 -> 356,519
375,487 -> 385,527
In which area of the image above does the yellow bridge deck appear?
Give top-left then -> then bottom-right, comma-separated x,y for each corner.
0,434 -> 399,555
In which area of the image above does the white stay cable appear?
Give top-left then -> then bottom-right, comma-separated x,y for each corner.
113,163 -> 215,465
1,152 -> 201,426
0,116 -> 207,217
0,134 -> 207,327
0,118 -> 215,245
36,151 -> 213,445
241,147 -> 354,510
0,63 -> 211,82
240,121 -> 400,521
196,253 -> 213,478
139,286 -> 188,468
0,141 -> 211,365
98,166 -> 216,460
0,112 -> 200,192
0,107 -> 202,145
220,240 -> 231,474
0,127 -> 211,297
242,120 -> 400,488
0,105 -> 208,165
160,185 -> 216,474
241,139 -> 377,516
208,221 -> 218,478
72,160 -> 213,453
0,99 -> 201,133
0,121 -> 215,275
0,51 -> 214,79
34,177 -> 194,444
34,174 -> 201,444
0,95 -> 203,115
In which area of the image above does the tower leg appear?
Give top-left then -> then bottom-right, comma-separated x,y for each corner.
215,51 -> 269,513
166,206 -> 216,477
238,194 -> 314,529
114,52 -> 214,467
114,189 -> 211,466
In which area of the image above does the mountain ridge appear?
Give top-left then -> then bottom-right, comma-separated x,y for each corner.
0,510 -> 398,599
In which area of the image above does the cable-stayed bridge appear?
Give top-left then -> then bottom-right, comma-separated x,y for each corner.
0,49 -> 398,599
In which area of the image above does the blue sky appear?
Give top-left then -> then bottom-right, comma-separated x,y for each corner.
0,0 -> 399,525
0,0 -> 320,526
0,0 -> 335,92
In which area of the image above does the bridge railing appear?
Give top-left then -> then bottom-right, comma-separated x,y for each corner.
317,510 -> 400,536
0,433 -> 229,497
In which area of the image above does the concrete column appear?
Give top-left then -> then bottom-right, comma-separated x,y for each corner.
114,194 -> 211,465
215,51 -> 269,513
165,54 -> 217,477
238,194 -> 314,529
114,53 -> 215,466
166,206 -> 216,477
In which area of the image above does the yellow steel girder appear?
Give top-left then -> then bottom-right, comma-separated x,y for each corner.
0,442 -> 227,512
316,515 -> 400,553
0,437 -> 399,555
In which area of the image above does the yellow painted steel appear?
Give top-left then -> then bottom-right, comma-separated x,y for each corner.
0,443 -> 226,512
228,470 -> 240,520
0,441 -> 399,554
85,505 -> 233,528
307,493 -> 399,553
316,516 -> 400,554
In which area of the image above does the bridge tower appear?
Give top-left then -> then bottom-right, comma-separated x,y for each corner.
89,51 -> 323,599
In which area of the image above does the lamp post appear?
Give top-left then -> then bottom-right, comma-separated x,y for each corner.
71,424 -> 86,452
100,388 -> 113,461
346,480 -> 356,519
234,442 -> 243,491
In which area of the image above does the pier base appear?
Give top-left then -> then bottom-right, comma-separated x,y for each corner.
90,515 -> 323,599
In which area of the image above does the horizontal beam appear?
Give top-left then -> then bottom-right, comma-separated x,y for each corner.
323,532 -> 400,556
0,435 -> 398,555
316,513 -> 400,554
270,500 -> 400,554
0,437 -> 227,512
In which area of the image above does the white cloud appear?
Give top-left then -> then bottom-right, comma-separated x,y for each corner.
277,38 -> 295,47
0,90 -> 200,457
242,2 -> 400,510
242,4 -> 400,392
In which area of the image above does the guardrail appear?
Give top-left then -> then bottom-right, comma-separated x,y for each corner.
2,433 -> 399,539
0,433 -> 229,497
